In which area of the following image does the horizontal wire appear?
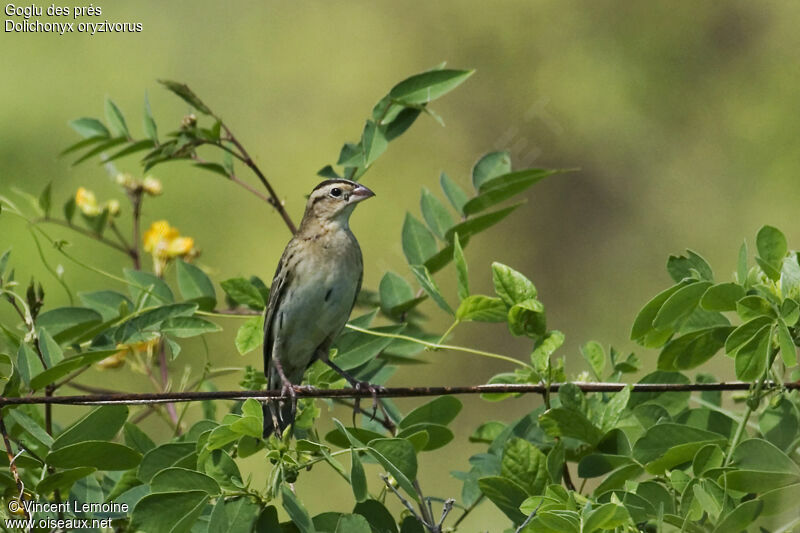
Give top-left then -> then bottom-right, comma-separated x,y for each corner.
0,381 -> 795,406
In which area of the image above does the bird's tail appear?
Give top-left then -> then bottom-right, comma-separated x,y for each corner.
262,400 -> 294,438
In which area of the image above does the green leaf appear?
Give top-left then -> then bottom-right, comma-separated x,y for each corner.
114,303 -> 198,344
35,306 -> 103,344
396,423 -> 453,451
469,421 -> 506,444
440,172 -> 468,215
176,260 -> 216,310
350,451 -> 368,503
37,327 -> 63,367
30,349 -> 122,390
472,151 -> 511,191
630,282 -> 687,347
725,315 -> 774,355
402,214 -> 438,265
492,262 -> 537,306
388,69 -> 474,105
583,503 -> 630,532
7,408 -> 53,448
577,454 -> 634,478
38,182 -> 51,217
379,271 -> 414,313
161,316 -> 221,338
759,483 -> 800,516
71,136 -> 127,165
52,404 -> 128,449
633,423 -> 726,474
581,341 -> 605,379
539,408 -> 602,445
139,442 -> 197,483
781,257 -> 800,300
734,324 -> 772,381
69,117 -> 110,139
666,250 -> 713,282
124,268 -> 174,306
465,169 -> 556,215
105,98 -> 130,138
456,295 -> 507,322
150,467 -> 220,496
124,422 -> 156,454
36,467 -> 96,496
201,449 -> 243,491
777,318 -> 797,367
79,290 -> 133,321
399,396 -> 462,429
652,281 -> 711,329
756,225 -> 787,270
158,80 -> 212,114
60,135 -> 107,157
711,500 -> 763,533
700,282 -> 745,312
46,441 -> 141,470
507,299 -> 546,338
361,120 -> 388,166
452,233 -> 469,300
143,91 -> 158,142
337,142 -> 364,167
335,514 -> 371,533
353,500 -> 398,533
730,438 -> 800,475
235,315 -> 264,355
420,188 -> 454,240
368,438 -> 418,482
657,326 -> 733,371
760,399 -> 799,451
220,277 -> 265,310
500,438 -> 548,496
443,203 -> 523,243
317,165 -> 341,179
736,295 -> 777,321
333,324 -> 403,370
282,485 -> 316,533
410,265 -> 453,315
132,490 -> 209,533
16,343 -> 44,387
692,444 -> 724,476
477,476 -> 527,523
104,139 -> 156,163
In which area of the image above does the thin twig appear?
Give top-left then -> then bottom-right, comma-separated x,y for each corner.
217,126 -> 297,234
0,413 -> 27,516
0,381 -> 795,406
453,495 -> 484,529
381,474 -> 431,530
34,217 -> 130,254
515,499 -> 544,533
129,190 -> 142,269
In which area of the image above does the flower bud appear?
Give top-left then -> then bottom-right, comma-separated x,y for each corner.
142,176 -> 163,196
75,187 -> 100,216
106,199 -> 121,216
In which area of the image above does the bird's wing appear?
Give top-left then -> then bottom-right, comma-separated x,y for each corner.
263,240 -> 298,380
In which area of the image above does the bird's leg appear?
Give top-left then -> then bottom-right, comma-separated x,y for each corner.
319,351 -> 385,423
270,356 -> 298,423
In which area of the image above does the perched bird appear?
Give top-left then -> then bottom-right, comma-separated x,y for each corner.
262,179 -> 376,437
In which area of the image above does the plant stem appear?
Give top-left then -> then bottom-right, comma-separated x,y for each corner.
452,495 -> 484,529
0,413 -> 27,516
344,324 -> 528,368
129,191 -> 142,269
724,366 -> 771,466
217,125 -> 297,234
34,217 -> 130,254
437,320 -> 460,345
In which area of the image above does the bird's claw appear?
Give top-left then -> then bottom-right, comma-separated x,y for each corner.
352,381 -> 385,424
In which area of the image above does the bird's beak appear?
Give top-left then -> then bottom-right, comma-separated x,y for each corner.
351,184 -> 375,202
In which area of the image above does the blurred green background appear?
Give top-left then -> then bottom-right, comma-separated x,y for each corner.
3,1 -> 800,529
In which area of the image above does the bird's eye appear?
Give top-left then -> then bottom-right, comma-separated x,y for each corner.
330,187 -> 342,198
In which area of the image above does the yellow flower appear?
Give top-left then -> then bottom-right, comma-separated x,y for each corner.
96,338 -> 159,370
75,187 -> 100,216
142,177 -> 163,196
143,220 -> 197,275
95,348 -> 127,369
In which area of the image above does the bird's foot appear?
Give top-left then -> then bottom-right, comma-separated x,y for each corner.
352,381 -> 386,424
279,380 -> 298,423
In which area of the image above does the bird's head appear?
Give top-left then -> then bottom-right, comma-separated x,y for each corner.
300,179 -> 375,230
